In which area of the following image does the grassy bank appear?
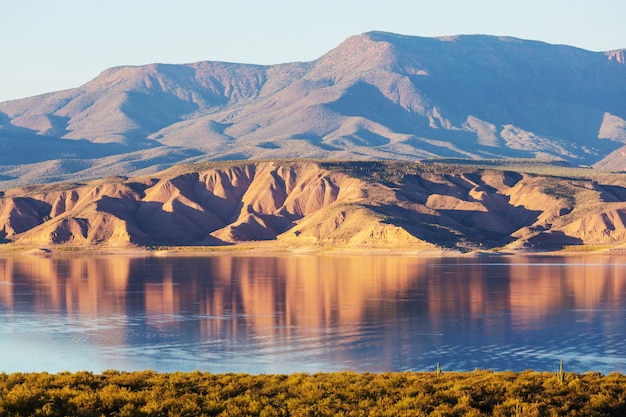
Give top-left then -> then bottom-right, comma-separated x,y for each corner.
1,370 -> 625,416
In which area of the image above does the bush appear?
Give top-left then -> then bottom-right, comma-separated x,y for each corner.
0,370 -> 624,416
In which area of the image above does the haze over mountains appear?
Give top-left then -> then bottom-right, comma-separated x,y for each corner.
1,31 -> 625,189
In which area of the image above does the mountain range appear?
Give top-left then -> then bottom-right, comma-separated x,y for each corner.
1,31 -> 625,189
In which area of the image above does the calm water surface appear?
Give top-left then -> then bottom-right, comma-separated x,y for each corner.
0,254 -> 625,374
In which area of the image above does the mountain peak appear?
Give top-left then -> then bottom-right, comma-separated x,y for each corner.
318,32 -> 396,63
1,32 -> 626,188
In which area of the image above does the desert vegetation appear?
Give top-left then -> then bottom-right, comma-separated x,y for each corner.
0,370 -> 625,416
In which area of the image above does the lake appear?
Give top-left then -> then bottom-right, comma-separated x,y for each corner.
0,254 -> 625,374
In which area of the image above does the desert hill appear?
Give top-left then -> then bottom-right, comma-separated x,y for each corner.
0,32 -> 625,188
2,160 -> 626,252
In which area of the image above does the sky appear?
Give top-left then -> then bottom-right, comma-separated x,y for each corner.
1,0 -> 625,103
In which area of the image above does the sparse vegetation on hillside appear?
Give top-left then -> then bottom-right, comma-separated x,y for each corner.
0,370 -> 624,416
319,158 -> 626,183
156,160 -> 257,179
3,182 -> 86,198
1,158 -> 623,196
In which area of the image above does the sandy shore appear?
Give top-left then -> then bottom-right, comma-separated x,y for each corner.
2,241 -> 626,257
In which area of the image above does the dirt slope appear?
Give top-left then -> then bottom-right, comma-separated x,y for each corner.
2,161 -> 626,251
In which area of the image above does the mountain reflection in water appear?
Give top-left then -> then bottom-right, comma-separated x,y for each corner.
0,255 -> 625,374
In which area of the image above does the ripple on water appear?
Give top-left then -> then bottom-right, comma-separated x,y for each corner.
2,255 -> 626,374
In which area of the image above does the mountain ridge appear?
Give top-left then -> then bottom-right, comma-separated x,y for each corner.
1,31 -> 626,189
3,160 -> 626,252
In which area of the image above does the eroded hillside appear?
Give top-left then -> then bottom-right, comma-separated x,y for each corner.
2,161 -> 626,251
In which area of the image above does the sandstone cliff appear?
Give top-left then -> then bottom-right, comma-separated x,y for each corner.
2,161 -> 626,251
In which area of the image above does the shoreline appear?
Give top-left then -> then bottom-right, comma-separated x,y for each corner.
2,241 -> 626,257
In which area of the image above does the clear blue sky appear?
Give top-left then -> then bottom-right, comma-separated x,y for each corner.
1,0 -> 625,103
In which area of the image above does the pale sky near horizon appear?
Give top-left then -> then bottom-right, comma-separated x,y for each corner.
1,0 -> 625,103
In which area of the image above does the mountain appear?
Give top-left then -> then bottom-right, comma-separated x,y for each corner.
3,160 -> 626,251
1,32 -> 625,189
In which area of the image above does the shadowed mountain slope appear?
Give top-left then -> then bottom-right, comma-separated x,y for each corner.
3,160 -> 626,251
1,32 -> 625,189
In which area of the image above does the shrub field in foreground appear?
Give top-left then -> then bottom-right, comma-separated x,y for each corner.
0,370 -> 625,416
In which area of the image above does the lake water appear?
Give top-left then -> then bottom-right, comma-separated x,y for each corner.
0,254 -> 625,374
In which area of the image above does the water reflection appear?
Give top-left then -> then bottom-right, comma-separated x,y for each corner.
0,255 -> 625,373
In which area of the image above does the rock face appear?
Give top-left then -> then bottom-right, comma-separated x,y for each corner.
0,162 -> 364,246
0,32 -> 625,188
3,161 -> 626,251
